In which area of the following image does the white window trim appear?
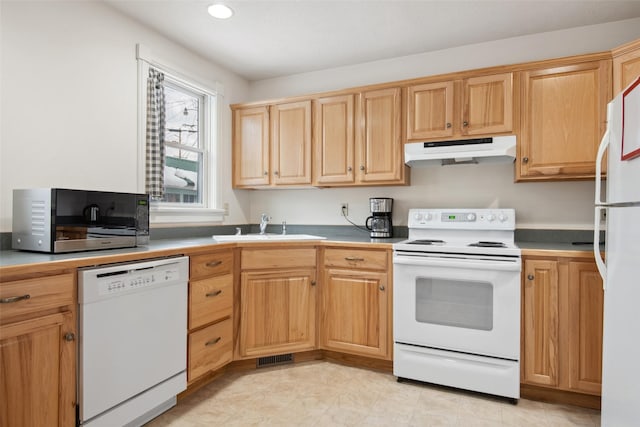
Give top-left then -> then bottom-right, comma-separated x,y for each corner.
136,44 -> 225,225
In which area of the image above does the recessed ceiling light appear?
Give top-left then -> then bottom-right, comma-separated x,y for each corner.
208,4 -> 234,19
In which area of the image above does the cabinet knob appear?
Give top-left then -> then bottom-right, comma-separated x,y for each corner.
311,281 -> 317,286
347,166 -> 353,172
379,285 -> 385,291
446,122 -> 452,128
264,171 -> 268,176
527,274 -> 534,281
64,332 -> 75,342
523,157 -> 529,164
462,121 -> 469,127
359,165 -> 365,171
274,171 -> 279,176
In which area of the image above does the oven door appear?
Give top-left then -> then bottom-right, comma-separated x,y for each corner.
393,252 -> 521,360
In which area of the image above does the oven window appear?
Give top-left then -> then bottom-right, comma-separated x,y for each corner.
415,277 -> 493,331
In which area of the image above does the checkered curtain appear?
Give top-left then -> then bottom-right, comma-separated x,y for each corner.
145,68 -> 166,200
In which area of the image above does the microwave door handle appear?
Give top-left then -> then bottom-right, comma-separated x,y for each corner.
595,105 -> 611,206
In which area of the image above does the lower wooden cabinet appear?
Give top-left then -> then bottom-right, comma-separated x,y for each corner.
522,255 -> 603,396
320,248 -> 392,360
187,250 -> 234,383
238,247 -> 318,358
0,273 -> 76,427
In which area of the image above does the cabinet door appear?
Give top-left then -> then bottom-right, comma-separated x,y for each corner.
233,106 -> 270,187
406,81 -> 455,140
613,39 -> 640,96
519,60 -> 611,180
522,258 -> 560,387
462,73 -> 513,135
357,88 -> 403,183
239,269 -> 316,357
321,269 -> 389,359
271,101 -> 312,185
0,311 -> 75,427
313,94 -> 355,185
567,261 -> 603,395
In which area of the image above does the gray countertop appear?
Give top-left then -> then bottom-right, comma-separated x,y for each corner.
0,230 -> 597,268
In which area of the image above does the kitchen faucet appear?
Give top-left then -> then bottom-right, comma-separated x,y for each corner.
259,213 -> 271,235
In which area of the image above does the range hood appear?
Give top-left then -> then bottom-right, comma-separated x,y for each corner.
405,135 -> 516,167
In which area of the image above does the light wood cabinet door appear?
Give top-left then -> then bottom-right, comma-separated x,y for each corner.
239,268 -> 316,358
518,60 -> 611,180
271,100 -> 312,185
567,261 -> 603,395
321,268 -> 389,359
0,311 -> 76,427
522,258 -> 560,387
613,38 -> 640,96
406,81 -> 455,140
233,106 -> 270,187
462,72 -> 513,136
313,94 -> 355,185
357,88 -> 404,183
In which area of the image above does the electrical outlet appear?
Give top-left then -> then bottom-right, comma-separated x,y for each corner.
340,203 -> 348,216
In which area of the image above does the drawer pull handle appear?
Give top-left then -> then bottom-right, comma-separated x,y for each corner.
206,290 -> 223,297
1,294 -> 31,304
205,337 -> 222,346
344,257 -> 365,262
206,260 -> 223,268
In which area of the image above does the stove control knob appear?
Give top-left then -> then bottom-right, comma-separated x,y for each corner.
498,213 -> 508,222
425,213 -> 432,221
486,214 -> 495,222
466,213 -> 476,221
414,212 -> 423,222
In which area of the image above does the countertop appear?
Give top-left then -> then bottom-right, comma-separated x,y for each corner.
0,230 -> 599,269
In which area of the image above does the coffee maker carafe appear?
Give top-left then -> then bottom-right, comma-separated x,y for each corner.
365,197 -> 393,238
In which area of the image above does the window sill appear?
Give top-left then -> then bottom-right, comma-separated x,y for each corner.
150,207 -> 225,226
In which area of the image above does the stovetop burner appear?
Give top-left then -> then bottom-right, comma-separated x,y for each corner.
468,241 -> 507,248
407,239 -> 445,245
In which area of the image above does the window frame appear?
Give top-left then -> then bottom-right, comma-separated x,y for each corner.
137,44 -> 224,225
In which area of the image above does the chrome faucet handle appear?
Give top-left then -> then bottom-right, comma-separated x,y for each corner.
282,221 -> 287,235
235,227 -> 242,235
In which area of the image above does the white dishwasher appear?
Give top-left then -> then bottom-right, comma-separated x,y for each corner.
78,256 -> 188,427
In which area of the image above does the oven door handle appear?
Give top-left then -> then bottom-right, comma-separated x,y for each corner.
393,256 -> 521,272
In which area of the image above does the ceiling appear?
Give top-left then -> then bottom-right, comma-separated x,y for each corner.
104,0 -> 640,81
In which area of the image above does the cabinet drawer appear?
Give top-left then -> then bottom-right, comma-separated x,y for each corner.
241,248 -> 317,270
189,274 -> 233,330
188,318 -> 233,381
190,251 -> 233,279
0,273 -> 74,322
324,248 -> 388,270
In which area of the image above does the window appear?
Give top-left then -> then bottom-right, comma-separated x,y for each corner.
137,45 -> 223,224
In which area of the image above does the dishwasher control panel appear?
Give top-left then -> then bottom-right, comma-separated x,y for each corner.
78,256 -> 189,303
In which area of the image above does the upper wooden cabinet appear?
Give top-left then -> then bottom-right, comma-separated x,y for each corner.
233,100 -> 312,188
612,38 -> 640,96
313,94 -> 355,185
521,255 -> 604,397
406,72 -> 514,142
518,57 -> 611,181
313,88 -> 407,186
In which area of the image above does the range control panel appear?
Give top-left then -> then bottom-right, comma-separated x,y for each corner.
408,209 -> 516,230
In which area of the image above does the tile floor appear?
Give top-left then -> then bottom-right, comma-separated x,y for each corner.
147,361 -> 600,427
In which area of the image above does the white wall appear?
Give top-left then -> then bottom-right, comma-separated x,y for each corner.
246,18 -> 640,230
0,0 -> 251,232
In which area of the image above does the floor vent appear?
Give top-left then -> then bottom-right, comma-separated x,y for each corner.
256,353 -> 294,368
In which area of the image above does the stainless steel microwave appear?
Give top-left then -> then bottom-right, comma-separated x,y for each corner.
12,188 -> 149,253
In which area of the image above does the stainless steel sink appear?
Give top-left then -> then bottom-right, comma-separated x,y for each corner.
212,234 -> 326,242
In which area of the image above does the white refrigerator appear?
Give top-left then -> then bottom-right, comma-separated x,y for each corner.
594,76 -> 640,427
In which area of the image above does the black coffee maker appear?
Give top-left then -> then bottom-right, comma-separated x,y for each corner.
365,197 -> 393,238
